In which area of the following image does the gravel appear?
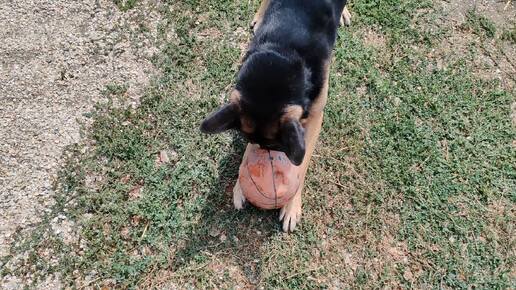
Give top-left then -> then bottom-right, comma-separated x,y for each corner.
0,0 -> 161,288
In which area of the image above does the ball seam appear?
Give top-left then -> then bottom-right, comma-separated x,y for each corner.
247,160 -> 272,200
268,150 -> 278,208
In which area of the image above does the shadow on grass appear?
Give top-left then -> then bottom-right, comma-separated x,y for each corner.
173,133 -> 281,283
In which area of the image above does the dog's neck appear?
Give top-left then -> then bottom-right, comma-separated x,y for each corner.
244,42 -> 297,65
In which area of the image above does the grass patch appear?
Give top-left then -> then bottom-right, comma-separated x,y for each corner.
114,0 -> 139,12
2,0 -> 514,288
501,24 -> 516,44
464,9 -> 497,38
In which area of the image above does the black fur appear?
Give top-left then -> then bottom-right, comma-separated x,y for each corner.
201,0 -> 347,164
280,120 -> 306,165
200,103 -> 239,134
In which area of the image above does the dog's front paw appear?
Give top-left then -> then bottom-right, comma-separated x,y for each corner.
279,193 -> 302,232
340,7 -> 352,27
233,180 -> 247,210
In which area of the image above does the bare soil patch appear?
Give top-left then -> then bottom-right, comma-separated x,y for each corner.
0,0 -> 162,288
433,0 -> 515,89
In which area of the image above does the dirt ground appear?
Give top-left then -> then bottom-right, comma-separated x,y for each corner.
0,0 -> 161,287
436,0 -> 515,89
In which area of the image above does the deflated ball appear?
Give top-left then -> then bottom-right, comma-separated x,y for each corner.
238,148 -> 300,209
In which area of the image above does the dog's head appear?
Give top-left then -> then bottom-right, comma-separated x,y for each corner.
200,49 -> 310,166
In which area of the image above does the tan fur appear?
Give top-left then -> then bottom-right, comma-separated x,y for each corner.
229,89 -> 241,105
240,116 -> 255,134
340,6 -> 352,27
251,0 -> 270,32
280,105 -> 304,123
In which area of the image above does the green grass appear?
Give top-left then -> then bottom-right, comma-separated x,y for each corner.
114,0 -> 139,12
464,9 -> 497,38
1,0 -> 514,288
501,24 -> 516,44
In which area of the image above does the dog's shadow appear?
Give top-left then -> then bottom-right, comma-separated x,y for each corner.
173,133 -> 281,283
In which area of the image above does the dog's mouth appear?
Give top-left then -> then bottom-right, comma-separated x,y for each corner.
241,132 -> 287,153
258,140 -> 291,156
259,143 -> 284,152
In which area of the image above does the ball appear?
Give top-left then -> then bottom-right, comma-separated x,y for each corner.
238,148 -> 300,209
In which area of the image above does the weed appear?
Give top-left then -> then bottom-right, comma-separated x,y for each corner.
501,24 -> 516,44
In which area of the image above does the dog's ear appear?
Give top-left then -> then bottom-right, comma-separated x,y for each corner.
200,103 -> 239,134
281,120 -> 305,166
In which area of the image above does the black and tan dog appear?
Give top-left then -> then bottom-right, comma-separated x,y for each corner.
201,0 -> 350,231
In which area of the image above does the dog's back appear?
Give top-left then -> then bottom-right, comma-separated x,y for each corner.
256,0 -> 345,46
249,0 -> 346,101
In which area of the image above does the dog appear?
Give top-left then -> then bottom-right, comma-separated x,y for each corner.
200,0 -> 350,232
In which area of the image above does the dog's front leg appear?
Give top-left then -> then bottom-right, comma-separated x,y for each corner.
233,179 -> 246,209
279,111 -> 324,232
279,60 -> 329,232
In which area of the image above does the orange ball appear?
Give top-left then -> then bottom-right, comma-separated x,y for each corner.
238,148 -> 300,209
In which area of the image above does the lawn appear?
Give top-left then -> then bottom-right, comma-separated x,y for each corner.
1,0 -> 514,288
